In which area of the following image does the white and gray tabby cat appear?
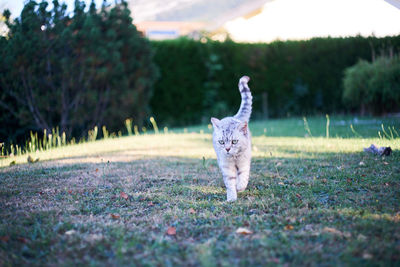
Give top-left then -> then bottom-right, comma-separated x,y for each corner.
211,76 -> 252,202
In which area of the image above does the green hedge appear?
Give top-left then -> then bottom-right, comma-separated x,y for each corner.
150,36 -> 400,126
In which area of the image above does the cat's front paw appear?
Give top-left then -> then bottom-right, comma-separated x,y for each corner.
227,196 -> 237,202
226,190 -> 237,202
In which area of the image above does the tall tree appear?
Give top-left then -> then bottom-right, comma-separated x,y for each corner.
0,0 -> 158,141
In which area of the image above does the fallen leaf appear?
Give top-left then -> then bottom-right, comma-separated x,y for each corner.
111,214 -> 120,220
188,208 -> 196,214
295,193 -> 302,199
236,227 -> 253,235
0,236 -> 9,242
284,225 -> 294,231
323,227 -> 340,234
65,230 -> 76,235
27,155 -> 39,163
362,252 -> 373,259
95,168 -> 99,172
357,234 -> 367,241
68,190 -> 73,194
166,226 -> 176,236
86,234 -> 103,243
120,192 -> 129,200
323,227 -> 351,238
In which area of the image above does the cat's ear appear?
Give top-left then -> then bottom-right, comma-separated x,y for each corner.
211,117 -> 220,128
239,121 -> 248,135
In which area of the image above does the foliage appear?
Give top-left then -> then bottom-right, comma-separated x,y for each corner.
151,36 -> 400,126
343,55 -> 400,114
0,0 -> 158,143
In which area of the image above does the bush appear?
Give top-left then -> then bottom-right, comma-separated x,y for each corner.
343,55 -> 400,115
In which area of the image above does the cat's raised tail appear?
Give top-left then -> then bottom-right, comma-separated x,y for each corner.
234,76 -> 253,122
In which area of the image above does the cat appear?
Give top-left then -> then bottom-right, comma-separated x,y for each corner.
211,76 -> 252,202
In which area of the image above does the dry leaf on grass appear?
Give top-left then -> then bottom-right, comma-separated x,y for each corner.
166,226 -> 176,236
357,234 -> 367,241
120,192 -> 129,200
235,227 -> 253,235
363,252 -> 373,259
188,208 -> 196,214
65,230 -> 77,235
284,225 -> 294,230
0,236 -> 9,242
323,227 -> 351,238
111,214 -> 120,220
27,155 -> 39,163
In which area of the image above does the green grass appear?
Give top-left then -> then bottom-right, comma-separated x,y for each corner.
0,116 -> 399,266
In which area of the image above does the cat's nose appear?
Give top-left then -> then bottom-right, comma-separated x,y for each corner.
225,148 -> 230,152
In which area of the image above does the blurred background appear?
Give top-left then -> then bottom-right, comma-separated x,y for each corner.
1,0 -> 400,147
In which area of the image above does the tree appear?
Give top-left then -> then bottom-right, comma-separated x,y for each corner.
0,0 -> 158,142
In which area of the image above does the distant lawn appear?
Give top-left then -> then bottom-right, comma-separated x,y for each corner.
0,116 -> 399,266
183,115 -> 400,138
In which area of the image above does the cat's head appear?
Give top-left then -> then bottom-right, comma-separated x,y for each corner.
211,117 -> 248,156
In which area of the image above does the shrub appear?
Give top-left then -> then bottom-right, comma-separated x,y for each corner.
343,55 -> 400,115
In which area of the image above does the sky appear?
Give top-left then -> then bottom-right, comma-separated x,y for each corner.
1,0 -> 400,42
224,0 -> 400,42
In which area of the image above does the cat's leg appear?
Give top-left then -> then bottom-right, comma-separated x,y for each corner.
221,163 -> 238,202
236,156 -> 251,192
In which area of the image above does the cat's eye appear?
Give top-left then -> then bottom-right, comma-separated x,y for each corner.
232,140 -> 238,144
218,140 -> 225,145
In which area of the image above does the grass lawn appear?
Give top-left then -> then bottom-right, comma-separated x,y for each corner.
0,116 -> 399,266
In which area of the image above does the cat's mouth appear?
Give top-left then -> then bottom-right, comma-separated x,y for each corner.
225,151 -> 234,156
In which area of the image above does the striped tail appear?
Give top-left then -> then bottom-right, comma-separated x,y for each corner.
234,76 -> 252,122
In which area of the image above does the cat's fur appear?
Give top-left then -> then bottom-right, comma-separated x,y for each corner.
211,76 -> 252,202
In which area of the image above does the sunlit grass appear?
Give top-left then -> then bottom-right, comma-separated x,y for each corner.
1,133 -> 399,167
